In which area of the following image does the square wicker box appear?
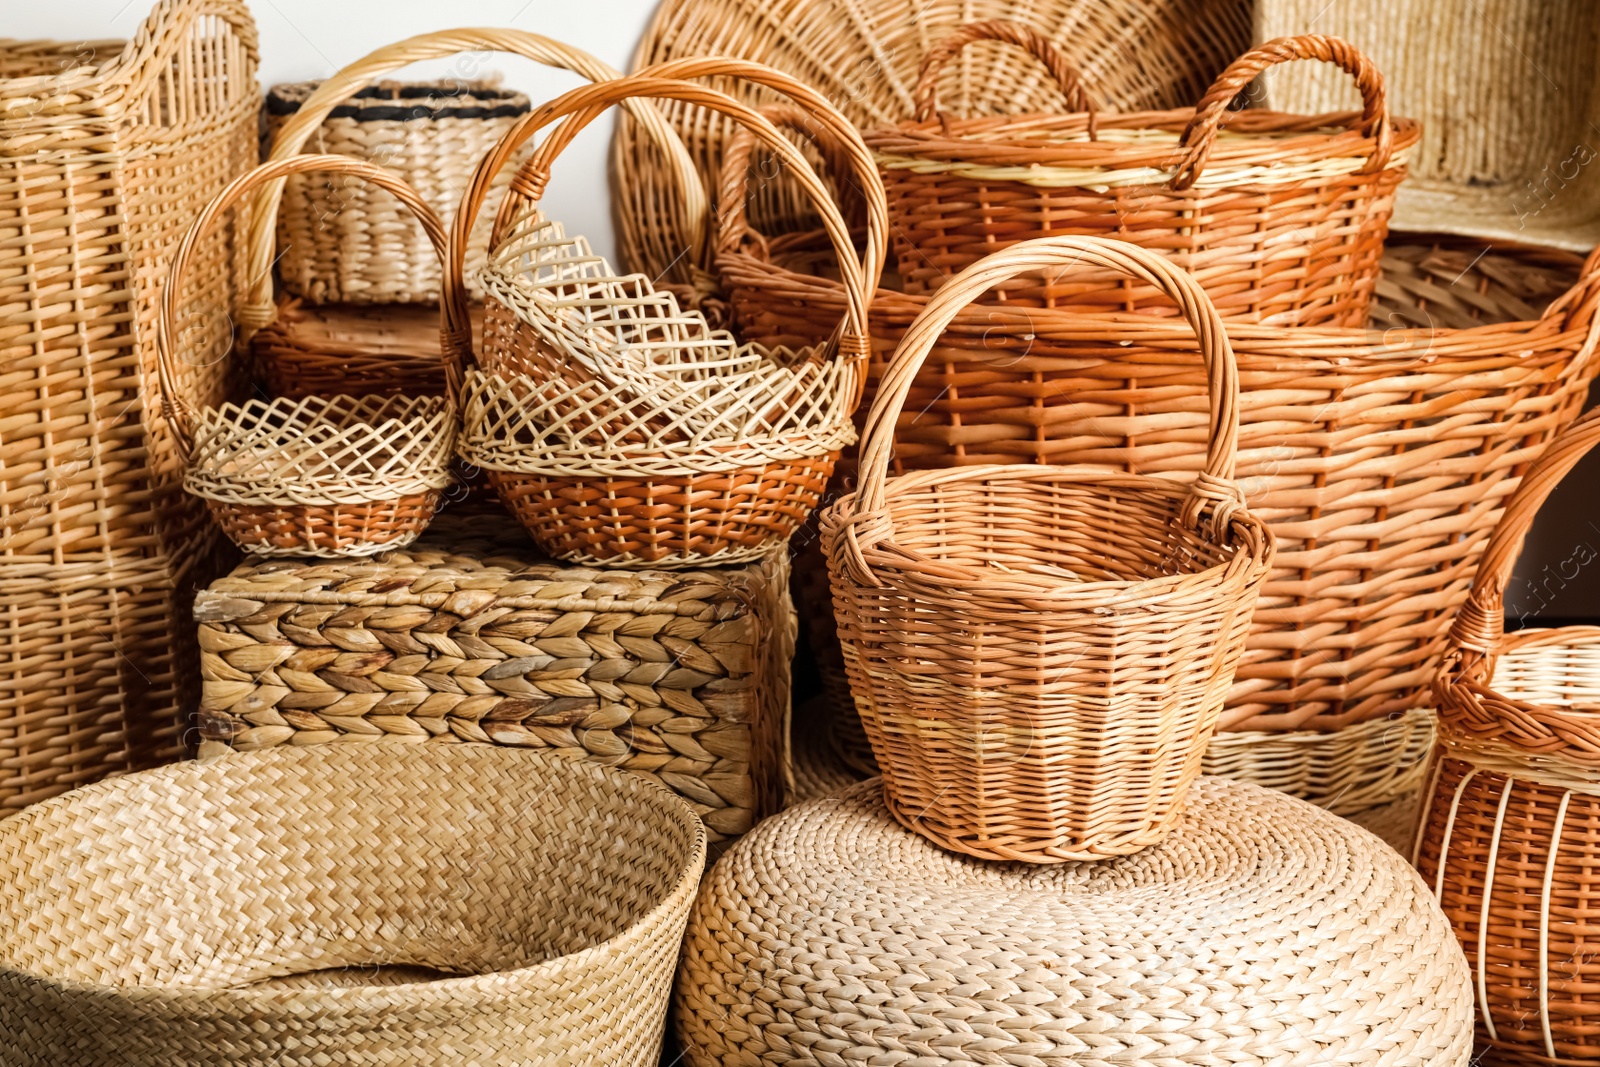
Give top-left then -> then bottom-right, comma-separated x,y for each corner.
193,516 -> 793,846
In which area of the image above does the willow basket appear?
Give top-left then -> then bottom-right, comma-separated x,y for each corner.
446,64 -> 886,568
0,742 -> 705,1066
159,156 -> 455,559
823,237 -> 1274,863
1417,405 -> 1600,1067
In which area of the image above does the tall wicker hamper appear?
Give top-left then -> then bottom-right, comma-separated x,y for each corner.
0,0 -> 258,813
194,516 -> 794,849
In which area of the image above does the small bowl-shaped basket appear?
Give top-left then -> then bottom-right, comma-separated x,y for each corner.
158,155 -> 456,558
864,23 -> 1420,325
444,62 -> 888,567
0,742 -> 706,1066
821,236 -> 1274,863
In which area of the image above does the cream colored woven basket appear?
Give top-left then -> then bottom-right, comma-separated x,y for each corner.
0,742 -> 705,1066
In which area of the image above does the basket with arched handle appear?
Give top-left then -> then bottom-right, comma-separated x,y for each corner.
864,23 -> 1420,324
821,235 -> 1274,864
444,63 -> 886,567
158,155 -> 456,558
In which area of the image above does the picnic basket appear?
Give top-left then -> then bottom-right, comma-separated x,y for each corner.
822,236 -> 1274,863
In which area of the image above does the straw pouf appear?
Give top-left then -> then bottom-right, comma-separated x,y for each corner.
677,777 -> 1471,1066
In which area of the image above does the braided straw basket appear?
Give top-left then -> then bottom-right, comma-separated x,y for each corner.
445,64 -> 886,568
159,156 -> 455,558
866,26 -> 1419,325
0,742 -> 705,1065
822,237 -> 1274,863
1417,404 -> 1600,1067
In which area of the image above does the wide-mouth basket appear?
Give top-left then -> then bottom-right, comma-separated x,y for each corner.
864,24 -> 1421,325
823,237 -> 1274,863
0,743 -> 706,1066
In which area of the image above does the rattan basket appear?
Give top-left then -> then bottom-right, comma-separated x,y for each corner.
159,156 -> 455,558
1417,404 -> 1600,1067
823,237 -> 1274,863
445,64 -> 886,568
0,742 -> 705,1065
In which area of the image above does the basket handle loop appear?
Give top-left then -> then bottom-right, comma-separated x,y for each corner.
1172,34 -> 1392,191
158,156 -> 449,461
120,0 -> 260,114
849,236 -> 1243,563
913,19 -> 1099,134
240,28 -> 707,339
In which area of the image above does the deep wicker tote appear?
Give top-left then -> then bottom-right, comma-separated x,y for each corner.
1417,404 -> 1600,1067
0,742 -> 705,1066
444,64 -> 887,567
822,237 -> 1274,863
158,156 -> 455,558
865,25 -> 1419,325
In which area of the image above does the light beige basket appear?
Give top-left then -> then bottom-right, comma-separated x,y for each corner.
0,742 -> 705,1066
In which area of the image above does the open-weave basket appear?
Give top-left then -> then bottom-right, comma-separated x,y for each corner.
865,26 -> 1419,325
1417,404 -> 1600,1067
823,237 -> 1274,863
159,155 -> 455,558
0,742 -> 705,1065
445,64 -> 886,568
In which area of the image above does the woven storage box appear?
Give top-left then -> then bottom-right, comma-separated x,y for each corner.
0,742 -> 704,1065
678,776 -> 1472,1066
195,516 -> 794,847
0,0 -> 258,813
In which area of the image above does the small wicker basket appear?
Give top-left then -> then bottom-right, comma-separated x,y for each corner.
864,24 -> 1420,325
158,155 -> 455,558
822,236 -> 1274,863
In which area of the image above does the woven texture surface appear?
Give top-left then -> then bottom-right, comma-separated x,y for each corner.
678,776 -> 1472,1067
0,742 -> 704,1065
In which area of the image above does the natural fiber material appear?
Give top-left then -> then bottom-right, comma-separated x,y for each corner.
678,776 -> 1472,1066
194,515 -> 794,848
1419,405 -> 1600,1066
0,742 -> 705,1066
159,156 -> 456,558
614,0 -> 1253,279
0,0 -> 257,813
252,301 -> 482,400
1256,0 -> 1600,253
824,238 -> 1274,863
445,66 -> 885,568
1347,785 -> 1423,856
867,28 -> 1419,325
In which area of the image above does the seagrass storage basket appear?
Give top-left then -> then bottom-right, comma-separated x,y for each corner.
823,237 -> 1274,863
446,64 -> 886,567
0,0 -> 257,815
159,156 -> 455,558
1417,404 -> 1600,1067
0,742 -> 705,1066
865,25 -> 1419,324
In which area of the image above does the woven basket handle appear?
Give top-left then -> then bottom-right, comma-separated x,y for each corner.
852,237 -> 1242,546
913,19 -> 1099,126
158,156 -> 449,461
120,0 -> 259,110
239,28 -> 706,339
1172,34 -> 1392,191
715,103 -> 866,256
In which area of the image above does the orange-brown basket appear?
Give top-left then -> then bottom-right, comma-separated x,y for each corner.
443,64 -> 887,568
863,24 -> 1420,325
158,156 -> 455,558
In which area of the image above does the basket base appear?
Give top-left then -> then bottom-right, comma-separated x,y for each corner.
206,492 -> 443,557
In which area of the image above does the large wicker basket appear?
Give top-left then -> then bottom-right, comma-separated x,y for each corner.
0,742 -> 705,1065
0,0 -> 258,815
1417,404 -> 1600,1067
823,237 -> 1274,863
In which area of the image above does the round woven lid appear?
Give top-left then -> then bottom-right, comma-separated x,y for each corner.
678,776 -> 1472,1066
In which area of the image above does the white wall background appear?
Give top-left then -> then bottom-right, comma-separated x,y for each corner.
9,0 -> 659,260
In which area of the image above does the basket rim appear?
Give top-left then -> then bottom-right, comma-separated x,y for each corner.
1440,625 -> 1600,754
265,77 -> 531,120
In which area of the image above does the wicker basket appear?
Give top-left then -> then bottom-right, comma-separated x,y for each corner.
613,0 -> 1254,280
0,742 -> 705,1065
159,156 -> 455,558
823,237 -> 1274,863
1417,404 -> 1600,1067
0,0 -> 258,814
446,65 -> 886,568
